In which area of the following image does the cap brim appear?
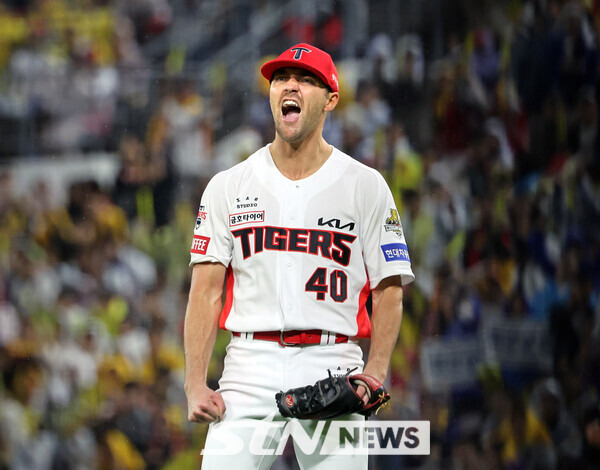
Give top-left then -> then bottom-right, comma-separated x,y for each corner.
260,59 -> 332,90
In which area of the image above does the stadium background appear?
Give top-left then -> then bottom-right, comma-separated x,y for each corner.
0,0 -> 599,468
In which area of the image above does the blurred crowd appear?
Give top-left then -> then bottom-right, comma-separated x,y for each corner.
0,0 -> 174,156
0,0 -> 344,157
1,0 -> 600,469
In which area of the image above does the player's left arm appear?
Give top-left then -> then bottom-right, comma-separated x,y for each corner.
354,172 -> 411,402
360,275 -> 403,391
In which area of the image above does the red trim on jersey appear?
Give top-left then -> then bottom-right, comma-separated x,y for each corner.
219,266 -> 235,329
355,280 -> 372,338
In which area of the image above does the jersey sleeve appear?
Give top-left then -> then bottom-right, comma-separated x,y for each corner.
189,172 -> 233,267
360,171 -> 415,288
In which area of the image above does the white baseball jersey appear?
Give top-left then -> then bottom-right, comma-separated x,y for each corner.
189,145 -> 414,338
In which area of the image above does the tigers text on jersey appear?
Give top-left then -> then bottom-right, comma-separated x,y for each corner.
189,145 -> 415,338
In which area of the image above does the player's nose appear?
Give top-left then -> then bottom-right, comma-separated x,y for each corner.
283,77 -> 299,92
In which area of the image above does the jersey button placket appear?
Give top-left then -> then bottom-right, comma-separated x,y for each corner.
283,256 -> 294,312
281,182 -> 302,318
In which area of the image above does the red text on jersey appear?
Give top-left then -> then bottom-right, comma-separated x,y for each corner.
232,226 -> 356,266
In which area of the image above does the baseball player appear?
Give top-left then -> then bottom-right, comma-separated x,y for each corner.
184,43 -> 415,469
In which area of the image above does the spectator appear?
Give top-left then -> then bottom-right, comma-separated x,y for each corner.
146,77 -> 211,215
581,401 -> 600,469
490,392 -> 557,469
532,377 -> 583,467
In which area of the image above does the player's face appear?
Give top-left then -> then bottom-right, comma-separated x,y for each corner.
269,67 -> 338,145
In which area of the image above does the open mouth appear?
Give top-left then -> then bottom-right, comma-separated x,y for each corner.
282,100 -> 301,122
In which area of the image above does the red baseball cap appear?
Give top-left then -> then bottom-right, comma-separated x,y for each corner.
261,43 -> 339,93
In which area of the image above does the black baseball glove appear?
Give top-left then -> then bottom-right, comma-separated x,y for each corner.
275,369 -> 390,420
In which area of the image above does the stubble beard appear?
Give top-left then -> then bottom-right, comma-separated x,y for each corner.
274,108 -> 322,147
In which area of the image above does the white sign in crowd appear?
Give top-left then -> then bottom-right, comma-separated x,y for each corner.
420,315 -> 552,391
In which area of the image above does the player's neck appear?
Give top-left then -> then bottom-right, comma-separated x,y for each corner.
269,137 -> 332,181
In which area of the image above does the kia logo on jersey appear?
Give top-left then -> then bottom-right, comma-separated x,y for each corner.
317,217 -> 355,231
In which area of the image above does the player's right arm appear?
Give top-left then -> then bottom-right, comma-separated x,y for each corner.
184,261 -> 227,423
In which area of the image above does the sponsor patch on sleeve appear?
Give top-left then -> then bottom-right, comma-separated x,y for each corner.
229,211 -> 265,227
191,235 -> 210,255
384,208 -> 403,237
195,206 -> 208,230
381,243 -> 411,262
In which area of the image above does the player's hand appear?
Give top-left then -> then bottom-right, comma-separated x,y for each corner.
355,384 -> 370,405
186,384 -> 226,423
357,368 -> 386,405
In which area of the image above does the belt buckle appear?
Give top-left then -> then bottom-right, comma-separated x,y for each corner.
279,331 -> 299,347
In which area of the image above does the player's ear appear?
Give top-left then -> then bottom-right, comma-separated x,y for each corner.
323,92 -> 339,112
